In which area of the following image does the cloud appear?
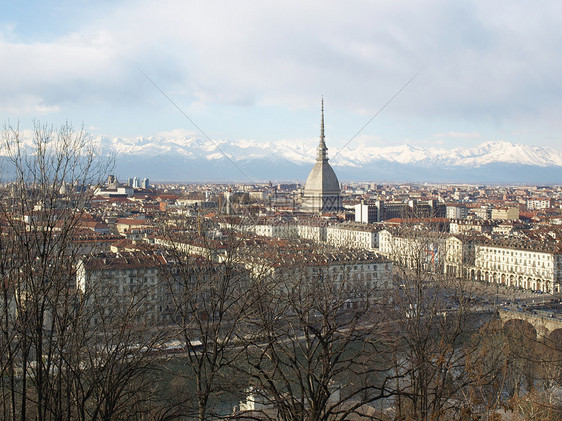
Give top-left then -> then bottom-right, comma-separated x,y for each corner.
436,132 -> 481,139
2,0 -> 562,148
155,128 -> 198,139
0,94 -> 60,114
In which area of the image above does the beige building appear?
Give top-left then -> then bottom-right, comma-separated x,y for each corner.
253,221 -> 298,239
491,206 -> 519,221
297,221 -> 327,242
472,241 -> 561,294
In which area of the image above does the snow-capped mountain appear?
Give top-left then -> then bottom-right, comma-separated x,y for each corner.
331,141 -> 562,168
97,135 -> 562,183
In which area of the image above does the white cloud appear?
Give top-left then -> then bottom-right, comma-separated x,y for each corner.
436,132 -> 481,139
0,94 -> 60,114
155,128 -> 197,139
2,0 -> 562,148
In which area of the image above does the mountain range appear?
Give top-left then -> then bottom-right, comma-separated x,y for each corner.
97,135 -> 562,184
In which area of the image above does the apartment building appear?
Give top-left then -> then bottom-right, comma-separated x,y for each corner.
472,240 -> 561,294
326,223 -> 379,250
76,252 -> 170,325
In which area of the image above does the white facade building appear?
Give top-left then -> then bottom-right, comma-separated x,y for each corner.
326,224 -> 379,250
527,198 -> 553,210
297,223 -> 327,242
354,202 -> 380,224
446,205 -> 468,220
254,222 -> 298,239
472,242 -> 561,294
242,246 -> 393,293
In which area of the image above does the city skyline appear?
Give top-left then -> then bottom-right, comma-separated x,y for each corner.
2,0 -> 562,161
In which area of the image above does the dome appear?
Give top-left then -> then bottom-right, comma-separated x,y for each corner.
304,160 -> 340,194
301,99 -> 342,213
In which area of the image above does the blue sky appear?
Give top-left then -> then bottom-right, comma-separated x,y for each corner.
2,0 -> 562,151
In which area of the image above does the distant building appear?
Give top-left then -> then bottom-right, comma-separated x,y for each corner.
301,100 -> 342,213
253,219 -> 298,239
248,190 -> 266,201
491,206 -> 519,221
141,178 -> 150,189
94,186 -> 134,198
327,223 -> 379,250
527,198 -> 552,210
449,220 -> 494,235
382,202 -> 409,220
378,228 -> 446,271
297,221 -> 327,242
242,242 -> 393,293
474,206 -> 492,220
446,204 -> 468,220
354,201 -> 380,223
115,218 -> 154,239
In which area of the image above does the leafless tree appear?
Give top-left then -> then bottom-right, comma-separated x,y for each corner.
238,243 -> 395,421
157,217 -> 257,421
0,122 -> 161,420
386,225 -> 499,420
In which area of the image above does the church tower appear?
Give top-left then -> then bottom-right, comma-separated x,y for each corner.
301,99 -> 342,213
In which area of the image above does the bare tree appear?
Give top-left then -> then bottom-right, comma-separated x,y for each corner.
238,243 -> 395,421
0,122 -> 172,420
71,265 -> 168,421
157,217 -> 256,421
386,225 -> 498,420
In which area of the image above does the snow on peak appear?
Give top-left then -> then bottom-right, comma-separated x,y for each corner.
92,134 -> 562,168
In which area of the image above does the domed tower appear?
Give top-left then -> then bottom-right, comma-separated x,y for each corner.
301,99 -> 342,213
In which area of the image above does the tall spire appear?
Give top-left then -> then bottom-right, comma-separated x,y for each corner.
317,97 -> 328,161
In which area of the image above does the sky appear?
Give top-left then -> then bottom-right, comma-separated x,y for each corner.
2,0 -> 562,153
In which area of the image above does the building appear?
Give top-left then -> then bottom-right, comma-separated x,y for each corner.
300,100 -> 342,213
446,204 -> 468,220
253,220 -> 299,239
474,207 -> 492,220
241,241 -> 393,294
115,218 -> 154,239
76,252 -> 170,325
297,220 -> 327,242
443,235 -> 479,279
527,198 -> 553,210
449,220 -> 494,235
378,228 -> 446,273
326,223 -> 379,250
354,201 -> 380,223
472,240 -> 561,294
94,186 -> 134,198
382,202 -> 409,220
141,178 -> 150,189
491,206 -> 519,221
